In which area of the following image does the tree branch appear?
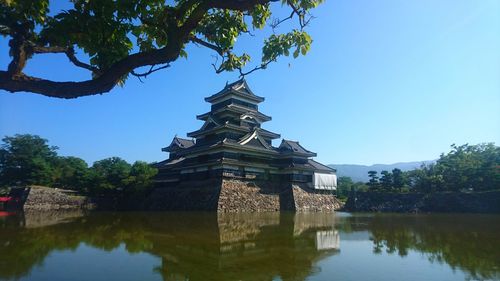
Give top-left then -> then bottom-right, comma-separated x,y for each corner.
0,44 -> 182,98
65,48 -> 100,73
190,36 -> 225,56
207,0 -> 278,11
131,64 -> 170,78
238,60 -> 272,77
0,0 -> 284,98
211,55 -> 226,74
6,38 -> 27,76
31,45 -> 67,54
272,1 -> 311,31
271,11 -> 295,31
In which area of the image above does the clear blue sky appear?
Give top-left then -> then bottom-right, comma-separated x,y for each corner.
0,0 -> 499,165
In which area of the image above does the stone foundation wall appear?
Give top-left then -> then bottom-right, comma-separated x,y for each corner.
24,186 -> 95,211
147,179 -> 343,212
291,184 -> 343,212
21,181 -> 343,212
344,191 -> 500,213
217,180 -> 282,212
145,179 -> 221,211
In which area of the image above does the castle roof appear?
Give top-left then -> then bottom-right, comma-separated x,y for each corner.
274,159 -> 335,174
197,104 -> 272,122
205,79 -> 265,103
307,159 -> 336,173
157,80 -> 336,185
187,123 -> 280,139
279,140 -> 317,157
161,136 -> 195,152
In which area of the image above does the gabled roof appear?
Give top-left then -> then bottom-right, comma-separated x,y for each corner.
238,130 -> 272,149
307,159 -> 336,173
162,136 -> 195,152
187,122 -> 280,139
205,79 -> 265,103
197,104 -> 272,122
240,112 -> 270,125
187,122 -> 247,138
257,128 -> 281,139
199,116 -> 221,131
279,140 -> 316,157
153,157 -> 186,168
275,159 -> 335,173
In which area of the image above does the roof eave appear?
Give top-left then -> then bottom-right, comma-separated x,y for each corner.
258,131 -> 281,139
205,89 -> 265,103
196,113 -> 209,120
277,150 -> 317,157
161,146 -> 176,152
187,123 -> 250,138
308,159 -> 337,173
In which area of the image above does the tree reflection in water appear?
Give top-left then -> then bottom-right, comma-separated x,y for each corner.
336,213 -> 500,281
0,212 -> 498,281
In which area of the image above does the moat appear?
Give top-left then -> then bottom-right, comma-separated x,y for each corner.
1,212 -> 499,281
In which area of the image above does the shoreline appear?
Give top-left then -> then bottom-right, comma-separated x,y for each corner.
18,186 -> 500,214
344,190 -> 500,214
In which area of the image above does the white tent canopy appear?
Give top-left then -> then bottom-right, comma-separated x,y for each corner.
313,173 -> 337,190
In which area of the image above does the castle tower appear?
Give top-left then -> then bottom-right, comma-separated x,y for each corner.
155,79 -> 336,192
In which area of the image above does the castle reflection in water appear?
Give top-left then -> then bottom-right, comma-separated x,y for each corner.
0,212 -> 341,281
1,212 -> 499,281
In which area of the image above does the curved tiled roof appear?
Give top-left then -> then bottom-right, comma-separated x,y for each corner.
279,140 -> 316,156
197,104 -> 272,122
162,137 -> 195,152
205,79 -> 264,103
307,159 -> 336,172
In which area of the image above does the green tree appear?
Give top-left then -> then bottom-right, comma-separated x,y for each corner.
379,170 -> 393,190
338,176 -> 369,199
407,163 -> 444,193
367,170 -> 379,190
353,182 -> 369,192
0,134 -> 58,186
392,168 -> 405,192
88,157 -> 131,194
53,156 -> 90,190
337,176 -> 354,199
407,143 -> 499,193
125,161 -> 158,193
435,143 -> 499,192
0,0 -> 323,98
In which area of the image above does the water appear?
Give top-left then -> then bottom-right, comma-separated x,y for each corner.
1,212 -> 499,281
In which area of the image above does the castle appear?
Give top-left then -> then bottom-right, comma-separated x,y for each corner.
151,79 -> 339,212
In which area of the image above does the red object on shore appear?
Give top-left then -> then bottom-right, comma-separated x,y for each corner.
0,197 -> 13,202
0,211 -> 16,217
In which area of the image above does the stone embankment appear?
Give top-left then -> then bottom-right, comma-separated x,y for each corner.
145,179 -> 222,211
24,186 -> 95,211
20,181 -> 344,212
148,179 -> 343,212
344,190 -> 500,213
291,184 -> 343,212
218,180 -> 282,212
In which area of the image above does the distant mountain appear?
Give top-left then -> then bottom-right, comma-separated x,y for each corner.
328,161 -> 435,182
